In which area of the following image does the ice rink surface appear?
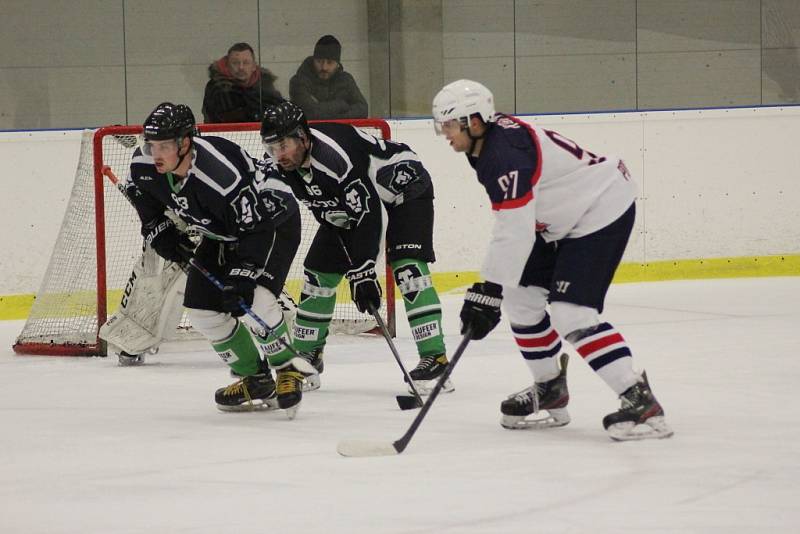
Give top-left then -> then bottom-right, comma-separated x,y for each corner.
1,277 -> 799,534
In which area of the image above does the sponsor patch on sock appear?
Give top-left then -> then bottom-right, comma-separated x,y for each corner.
412,320 -> 440,342
293,325 -> 320,341
217,349 -> 239,364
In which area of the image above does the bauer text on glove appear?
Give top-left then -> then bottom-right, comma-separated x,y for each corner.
144,218 -> 194,265
222,264 -> 260,317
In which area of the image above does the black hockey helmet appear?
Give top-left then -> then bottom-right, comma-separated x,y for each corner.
143,102 -> 197,142
260,101 -> 309,144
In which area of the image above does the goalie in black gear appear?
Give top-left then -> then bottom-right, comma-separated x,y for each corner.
260,101 -> 452,395
106,101 -> 316,418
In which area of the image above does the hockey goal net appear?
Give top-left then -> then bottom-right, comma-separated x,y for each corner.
14,119 -> 396,356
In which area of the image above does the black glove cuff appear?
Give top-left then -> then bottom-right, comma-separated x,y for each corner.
483,281 -> 503,296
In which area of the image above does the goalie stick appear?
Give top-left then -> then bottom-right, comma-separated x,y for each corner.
337,328 -> 472,457
367,303 -> 424,411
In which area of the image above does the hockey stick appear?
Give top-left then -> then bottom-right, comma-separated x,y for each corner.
367,303 -> 424,410
188,258 -> 306,360
334,235 -> 421,408
337,328 -> 472,457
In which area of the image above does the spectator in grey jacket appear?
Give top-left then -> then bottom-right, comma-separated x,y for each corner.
289,35 -> 368,120
202,42 -> 284,123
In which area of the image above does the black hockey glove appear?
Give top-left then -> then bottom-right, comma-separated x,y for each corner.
221,263 -> 260,317
460,282 -> 503,340
144,219 -> 194,266
346,260 -> 382,314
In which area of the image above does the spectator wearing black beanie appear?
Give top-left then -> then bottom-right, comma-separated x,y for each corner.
289,35 -> 367,120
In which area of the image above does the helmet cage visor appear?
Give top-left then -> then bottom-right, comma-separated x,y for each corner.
262,126 -> 308,158
433,116 -> 469,136
142,137 -> 182,157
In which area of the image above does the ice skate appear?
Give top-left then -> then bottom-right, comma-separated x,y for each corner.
603,372 -> 673,441
500,353 -> 570,429
301,348 -> 324,392
117,351 -> 145,366
275,356 -> 318,420
215,371 -> 278,412
407,354 -> 454,395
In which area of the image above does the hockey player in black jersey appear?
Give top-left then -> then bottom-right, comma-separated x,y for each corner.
259,101 -> 451,394
125,102 -> 316,418
432,80 -> 672,441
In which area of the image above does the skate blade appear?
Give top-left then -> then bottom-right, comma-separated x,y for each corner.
408,378 -> 454,396
607,416 -> 674,441
216,398 -> 280,413
501,408 -> 571,430
303,374 -> 321,392
117,354 -> 145,366
283,404 -> 300,420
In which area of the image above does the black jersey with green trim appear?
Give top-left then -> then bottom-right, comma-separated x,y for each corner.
126,135 -> 297,267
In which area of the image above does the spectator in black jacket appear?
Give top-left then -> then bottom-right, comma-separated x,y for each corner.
202,42 -> 284,123
289,35 -> 368,120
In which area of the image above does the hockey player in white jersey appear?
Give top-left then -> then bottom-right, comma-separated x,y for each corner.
432,80 -> 672,441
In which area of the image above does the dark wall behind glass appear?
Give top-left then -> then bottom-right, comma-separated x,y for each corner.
1,0 -> 799,130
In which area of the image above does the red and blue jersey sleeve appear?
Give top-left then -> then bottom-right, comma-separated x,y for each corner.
472,119 -> 542,287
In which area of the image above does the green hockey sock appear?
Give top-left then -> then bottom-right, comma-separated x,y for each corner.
391,259 -> 446,358
292,269 -> 343,354
211,320 -> 262,376
252,318 -> 295,368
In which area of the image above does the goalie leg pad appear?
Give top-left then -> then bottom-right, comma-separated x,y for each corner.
99,247 -> 187,356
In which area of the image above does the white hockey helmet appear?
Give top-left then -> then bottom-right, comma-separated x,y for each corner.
432,79 -> 495,135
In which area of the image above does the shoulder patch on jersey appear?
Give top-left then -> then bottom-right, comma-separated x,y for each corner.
386,161 -> 420,194
496,116 -> 522,130
260,189 -> 288,219
230,185 -> 261,230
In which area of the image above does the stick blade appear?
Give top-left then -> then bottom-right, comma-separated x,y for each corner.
396,394 -> 422,410
337,440 -> 399,458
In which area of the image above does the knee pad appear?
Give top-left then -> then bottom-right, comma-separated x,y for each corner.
550,301 -> 599,341
302,269 -> 340,297
185,308 -> 237,342
503,285 -> 549,326
392,259 -> 433,299
244,286 -> 286,335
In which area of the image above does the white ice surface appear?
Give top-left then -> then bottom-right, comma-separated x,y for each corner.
2,277 -> 799,534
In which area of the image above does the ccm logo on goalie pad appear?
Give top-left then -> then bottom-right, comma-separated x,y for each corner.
120,271 -> 137,309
